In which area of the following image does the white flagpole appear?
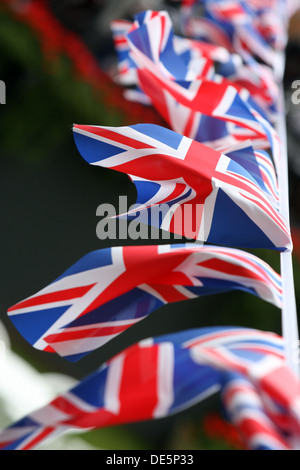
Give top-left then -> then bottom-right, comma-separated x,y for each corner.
274,33 -> 300,378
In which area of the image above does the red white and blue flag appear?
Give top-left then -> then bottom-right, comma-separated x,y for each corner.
73,123 -> 290,250
8,244 -> 282,361
2,0 -> 298,454
0,326 -> 299,450
118,10 -> 279,119
120,10 -> 216,82
110,19 -> 138,86
179,0 -> 288,56
222,142 -> 279,210
123,12 -> 282,169
133,66 -> 281,167
221,372 -> 298,450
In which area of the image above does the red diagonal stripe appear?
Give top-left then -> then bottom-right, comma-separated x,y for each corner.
74,125 -> 155,150
198,258 -> 266,281
22,427 -> 56,451
45,323 -> 131,343
8,284 -> 96,312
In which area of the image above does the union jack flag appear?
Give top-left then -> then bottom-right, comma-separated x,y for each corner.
73,123 -> 290,251
223,142 -> 279,209
135,66 -> 281,167
112,10 -> 278,125
221,372 -> 298,450
8,243 -> 282,361
110,11 -> 217,104
178,7 -> 279,118
0,326 -> 299,450
177,0 -> 288,123
132,10 -> 278,115
179,0 -> 287,58
125,10 -> 216,82
206,2 -> 277,63
110,19 -> 138,86
125,16 -> 282,169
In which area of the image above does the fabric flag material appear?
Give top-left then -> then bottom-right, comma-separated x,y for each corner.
135,68 -> 282,171
8,243 -> 282,361
114,10 -> 278,120
220,372 -> 298,450
204,1 -> 279,65
0,326 -> 299,450
110,19 -> 138,86
223,142 -> 279,210
180,0 -> 288,57
124,11 -> 282,169
178,1 -> 286,114
73,123 -> 290,251
115,10 -> 216,82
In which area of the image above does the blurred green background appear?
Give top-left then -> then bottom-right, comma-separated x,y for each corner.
1,0 -> 300,450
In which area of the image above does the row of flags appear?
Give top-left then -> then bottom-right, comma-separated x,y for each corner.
1,326 -> 299,451
1,0 -> 300,450
111,9 -> 282,164
73,123 -> 289,250
7,244 -> 283,362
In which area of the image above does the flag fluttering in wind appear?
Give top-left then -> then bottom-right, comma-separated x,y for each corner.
110,9 -> 283,170
0,326 -> 299,450
8,243 -> 282,361
3,0 -> 299,453
111,9 -> 279,121
73,123 -> 290,251
180,0 -> 289,58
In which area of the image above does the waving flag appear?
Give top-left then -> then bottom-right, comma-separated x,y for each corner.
180,0 -> 287,57
118,9 -> 281,168
204,1 -> 278,65
123,10 -> 216,82
110,11 -> 243,81
221,372 -> 296,450
73,123 -> 290,251
124,11 -> 282,168
132,65 -> 279,151
133,65 -> 281,165
0,326 -> 299,450
110,19 -> 138,86
2,0 -> 298,454
115,10 -> 278,119
223,142 -> 279,209
7,243 -> 282,361
178,1 -> 285,116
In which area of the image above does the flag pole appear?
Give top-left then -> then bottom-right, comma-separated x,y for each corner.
274,46 -> 300,378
